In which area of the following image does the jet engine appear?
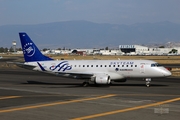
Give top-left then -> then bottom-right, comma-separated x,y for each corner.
91,74 -> 111,84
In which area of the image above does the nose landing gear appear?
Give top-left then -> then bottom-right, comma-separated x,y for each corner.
145,78 -> 151,87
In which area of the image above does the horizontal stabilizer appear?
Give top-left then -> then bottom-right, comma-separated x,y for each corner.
7,62 -> 36,70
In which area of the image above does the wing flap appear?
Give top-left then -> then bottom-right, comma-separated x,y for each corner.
55,71 -> 94,79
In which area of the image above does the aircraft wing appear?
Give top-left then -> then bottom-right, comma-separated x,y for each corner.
7,62 -> 37,70
54,71 -> 94,79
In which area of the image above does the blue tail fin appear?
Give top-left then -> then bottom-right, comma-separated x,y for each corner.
19,32 -> 53,62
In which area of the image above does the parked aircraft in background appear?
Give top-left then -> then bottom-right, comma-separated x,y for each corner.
15,32 -> 171,87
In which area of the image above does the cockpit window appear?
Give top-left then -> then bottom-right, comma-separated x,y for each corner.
151,63 -> 162,67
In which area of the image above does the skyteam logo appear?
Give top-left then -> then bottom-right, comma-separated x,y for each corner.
49,61 -> 72,72
23,42 -> 35,57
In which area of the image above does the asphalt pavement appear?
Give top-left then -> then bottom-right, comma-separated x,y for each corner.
0,59 -> 179,120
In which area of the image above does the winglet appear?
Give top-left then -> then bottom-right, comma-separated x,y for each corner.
19,32 -> 53,62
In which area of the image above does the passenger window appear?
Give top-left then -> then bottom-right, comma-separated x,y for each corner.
96,65 -> 98,67
113,65 -> 115,67
100,65 -> 102,67
105,65 -> 107,67
83,65 -> 85,67
109,65 -> 111,67
118,65 -> 120,67
122,65 -> 124,67
126,65 -> 128,67
131,65 -> 133,67
87,65 -> 89,67
91,65 -> 93,67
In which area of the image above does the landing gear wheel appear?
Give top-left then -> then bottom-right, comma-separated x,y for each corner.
82,82 -> 89,87
145,78 -> 151,87
146,84 -> 150,87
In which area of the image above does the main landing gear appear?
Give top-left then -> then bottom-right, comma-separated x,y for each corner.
145,78 -> 151,87
82,81 -> 89,87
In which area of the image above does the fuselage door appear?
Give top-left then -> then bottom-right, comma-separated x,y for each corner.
140,63 -> 145,73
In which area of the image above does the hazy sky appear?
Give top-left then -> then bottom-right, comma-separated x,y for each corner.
0,0 -> 180,26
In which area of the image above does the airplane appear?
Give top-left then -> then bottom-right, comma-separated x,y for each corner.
15,32 -> 171,87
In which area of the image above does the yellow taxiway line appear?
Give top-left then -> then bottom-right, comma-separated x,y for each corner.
0,94 -> 116,113
0,96 -> 21,100
71,97 -> 180,120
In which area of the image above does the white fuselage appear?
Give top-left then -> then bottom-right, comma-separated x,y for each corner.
25,60 -> 171,80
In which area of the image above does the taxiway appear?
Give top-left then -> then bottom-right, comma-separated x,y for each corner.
0,60 -> 179,120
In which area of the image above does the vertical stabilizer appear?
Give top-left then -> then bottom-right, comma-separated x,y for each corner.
19,32 -> 53,62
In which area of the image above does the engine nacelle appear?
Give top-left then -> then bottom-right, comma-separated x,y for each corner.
92,74 -> 111,84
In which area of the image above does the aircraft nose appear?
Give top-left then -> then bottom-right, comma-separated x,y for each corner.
162,69 -> 172,76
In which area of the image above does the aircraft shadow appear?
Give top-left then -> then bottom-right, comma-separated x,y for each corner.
21,81 -> 168,88
24,81 -> 112,88
110,83 -> 168,87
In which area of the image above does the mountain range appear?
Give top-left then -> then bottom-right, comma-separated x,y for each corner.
0,20 -> 180,49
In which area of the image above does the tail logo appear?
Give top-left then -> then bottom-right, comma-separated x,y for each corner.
23,42 -> 36,57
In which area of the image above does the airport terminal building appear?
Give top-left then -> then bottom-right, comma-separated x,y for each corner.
39,44 -> 180,55
119,45 -> 180,55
